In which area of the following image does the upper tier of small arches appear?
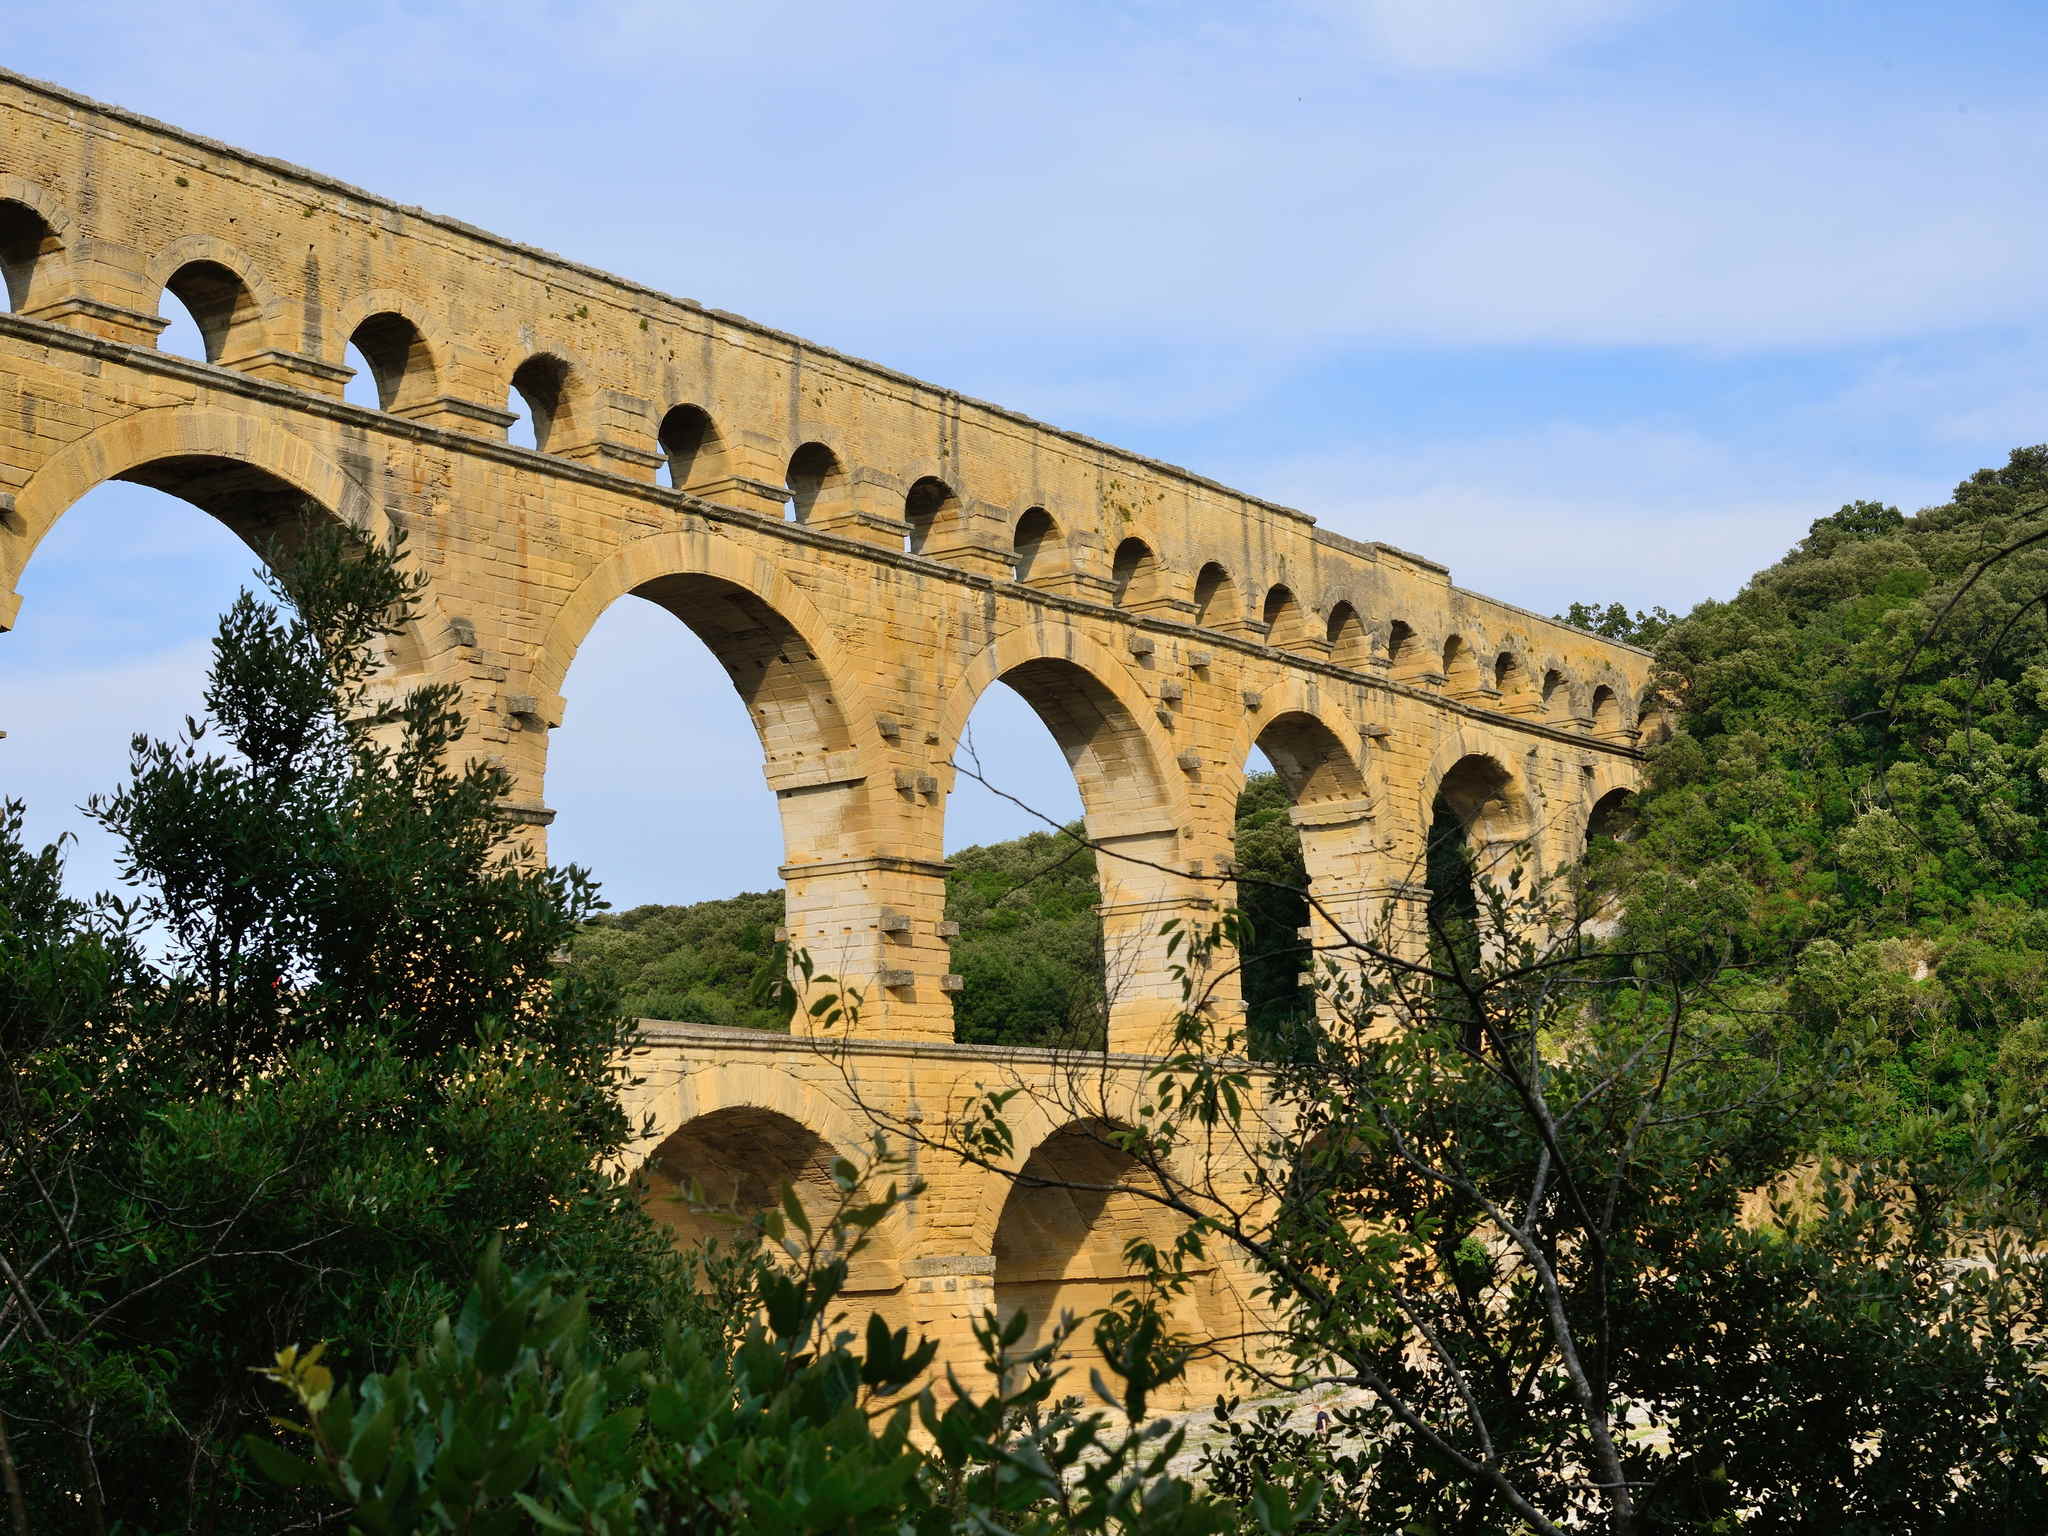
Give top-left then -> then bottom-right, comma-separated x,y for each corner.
0,172 -> 1656,745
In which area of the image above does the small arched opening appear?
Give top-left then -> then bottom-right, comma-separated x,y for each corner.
1193,562 -> 1238,627
1442,634 -> 1483,694
158,260 -> 262,364
1326,601 -> 1370,668
657,404 -> 722,492
1541,668 -> 1568,720
1262,585 -> 1307,650
635,1106 -> 899,1295
0,199 -> 61,313
1637,691 -> 1672,745
904,475 -> 958,555
1386,620 -> 1428,681
507,354 -> 571,453
1012,507 -> 1059,582
1590,684 -> 1624,736
1111,537 -> 1158,607
784,441 -> 842,524
343,311 -> 435,412
1494,649 -> 1527,703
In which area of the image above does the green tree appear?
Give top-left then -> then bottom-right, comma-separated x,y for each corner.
248,1158 -> 1296,1536
0,530 -> 692,1531
1555,600 -> 1678,648
921,876 -> 2048,1534
575,889 -> 791,1031
1610,447 -> 2048,1166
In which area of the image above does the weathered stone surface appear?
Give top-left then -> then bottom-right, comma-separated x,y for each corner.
0,68 -> 1649,1398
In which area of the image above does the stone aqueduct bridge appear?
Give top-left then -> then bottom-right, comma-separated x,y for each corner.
0,71 -> 1651,1389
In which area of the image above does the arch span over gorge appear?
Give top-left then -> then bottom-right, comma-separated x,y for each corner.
0,69 -> 1653,1394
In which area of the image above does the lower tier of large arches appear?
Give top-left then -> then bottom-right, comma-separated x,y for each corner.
621,1022 -> 1276,1408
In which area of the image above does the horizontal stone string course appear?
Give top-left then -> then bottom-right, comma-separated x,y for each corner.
0,67 -> 1652,1396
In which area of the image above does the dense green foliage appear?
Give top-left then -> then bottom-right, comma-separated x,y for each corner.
250,1170 -> 1286,1535
573,889 -> 789,1031
1230,774 -> 1312,1053
1604,446 -> 2048,1164
0,533 -> 692,1531
944,828 -> 1109,1048
1554,599 -> 1677,649
574,780 -> 1312,1051
1163,890 -> 2048,1531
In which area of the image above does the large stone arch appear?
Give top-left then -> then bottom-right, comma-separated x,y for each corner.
1418,732 -> 1545,877
935,620 -> 1186,832
937,620 -> 1197,1051
0,407 -> 455,671
529,524 -> 883,816
1224,691 -> 1382,1014
984,1113 -> 1232,1405
1408,733 -> 1553,977
630,1085 -> 904,1297
528,526 -> 908,1031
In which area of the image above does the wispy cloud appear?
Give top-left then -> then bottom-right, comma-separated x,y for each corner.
1313,0 -> 1650,74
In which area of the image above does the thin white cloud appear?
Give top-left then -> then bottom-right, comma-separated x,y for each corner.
1315,0 -> 1648,74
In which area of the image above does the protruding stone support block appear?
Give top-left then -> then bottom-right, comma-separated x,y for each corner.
224,347 -> 355,395
24,295 -> 167,346
395,396 -> 520,435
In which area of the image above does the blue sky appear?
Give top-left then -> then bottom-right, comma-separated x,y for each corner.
5,0 -> 2046,910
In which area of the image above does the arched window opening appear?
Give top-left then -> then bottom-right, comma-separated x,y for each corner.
635,1109 -> 898,1294
784,441 -> 841,523
1590,684 -> 1623,735
1012,507 -> 1058,582
1193,562 -> 1238,627
1326,602 -> 1370,667
507,354 -> 570,453
158,260 -> 260,364
0,199 -> 60,313
1494,649 -> 1525,699
1111,537 -> 1157,606
904,476 -> 957,555
1426,754 -> 1528,1051
344,312 -> 434,413
657,404 -> 720,491
1637,692 -> 1672,745
1541,668 -> 1567,718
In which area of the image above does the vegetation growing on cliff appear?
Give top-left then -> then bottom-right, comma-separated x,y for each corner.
1595,446 -> 2048,1169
